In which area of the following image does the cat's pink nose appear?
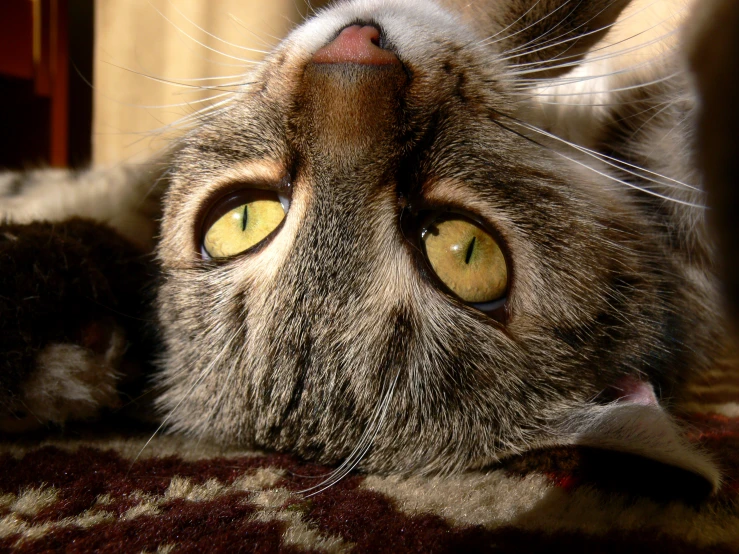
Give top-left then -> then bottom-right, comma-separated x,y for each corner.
312,24 -> 399,65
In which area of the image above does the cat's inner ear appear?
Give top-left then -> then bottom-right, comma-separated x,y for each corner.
549,377 -> 721,495
461,0 -> 632,78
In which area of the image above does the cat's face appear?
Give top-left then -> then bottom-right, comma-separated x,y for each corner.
156,0 -> 712,472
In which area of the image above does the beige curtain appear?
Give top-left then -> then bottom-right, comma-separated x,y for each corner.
93,0 -> 315,165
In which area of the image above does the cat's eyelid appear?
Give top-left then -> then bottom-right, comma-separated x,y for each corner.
203,174 -> 292,202
213,160 -> 285,186
415,204 -> 503,244
189,160 -> 290,212
416,181 -> 514,244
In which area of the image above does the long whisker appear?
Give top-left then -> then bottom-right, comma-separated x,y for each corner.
472,0 -> 547,47
101,98 -> 235,159
477,0 -> 570,50
145,0 -> 263,63
302,375 -> 398,496
299,0 -> 318,19
505,9 -> 674,73
165,0 -> 270,54
501,0 -> 674,67
102,61 -> 255,92
116,92 -> 233,111
492,0 -> 621,59
296,370 -> 400,495
511,53 -> 670,92
511,114 -> 701,193
630,99 -> 675,137
506,29 -> 677,78
510,70 -> 680,98
141,72 -> 255,83
227,13 -> 283,46
488,109 -> 704,206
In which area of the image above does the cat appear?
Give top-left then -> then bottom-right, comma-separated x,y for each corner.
0,0 -> 734,487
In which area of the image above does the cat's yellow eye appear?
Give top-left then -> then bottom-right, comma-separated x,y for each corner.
202,190 -> 287,258
422,217 -> 507,304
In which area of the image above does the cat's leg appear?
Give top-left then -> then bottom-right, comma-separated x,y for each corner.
0,163 -> 167,250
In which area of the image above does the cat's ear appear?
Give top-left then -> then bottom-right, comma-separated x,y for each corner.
548,377 -> 721,494
457,0 -> 632,78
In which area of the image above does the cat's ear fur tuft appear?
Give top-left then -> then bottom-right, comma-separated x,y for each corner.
546,379 -> 721,493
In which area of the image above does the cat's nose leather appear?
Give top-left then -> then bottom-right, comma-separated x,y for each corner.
312,25 -> 399,65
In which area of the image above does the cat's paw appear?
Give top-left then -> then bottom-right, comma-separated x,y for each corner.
0,218 -> 156,432
0,325 -> 125,433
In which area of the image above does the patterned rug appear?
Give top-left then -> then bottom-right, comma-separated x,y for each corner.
1,362 -> 738,553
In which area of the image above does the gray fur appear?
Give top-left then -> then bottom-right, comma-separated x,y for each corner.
153,0 -> 728,474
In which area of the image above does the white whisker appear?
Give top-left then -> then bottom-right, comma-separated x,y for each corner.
227,13 -> 283,46
130,320 -> 238,468
165,0 -> 270,54
472,0 -> 547,48
297,370 -> 400,495
493,0 -> 621,59
506,29 -> 677,77
102,60 -> 256,91
490,112 -> 704,205
146,0 -> 262,64
511,70 -> 680,97
501,0 -> 676,68
481,0 -> 573,51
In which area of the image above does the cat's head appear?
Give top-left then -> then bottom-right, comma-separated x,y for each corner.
155,0 -> 720,477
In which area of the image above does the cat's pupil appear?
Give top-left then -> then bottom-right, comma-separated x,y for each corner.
465,237 -> 476,265
241,205 -> 248,232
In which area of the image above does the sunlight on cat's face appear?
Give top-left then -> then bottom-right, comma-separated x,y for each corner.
154,0 -> 721,474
